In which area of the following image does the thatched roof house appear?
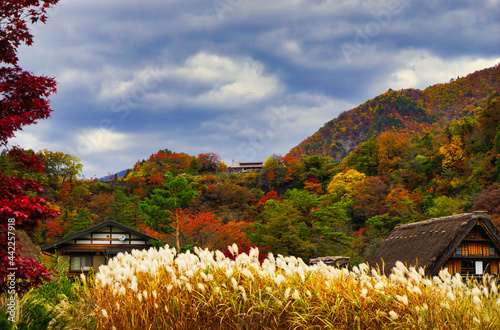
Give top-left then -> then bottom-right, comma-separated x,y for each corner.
368,211 -> 500,277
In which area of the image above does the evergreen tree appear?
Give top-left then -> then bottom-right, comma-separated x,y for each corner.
250,189 -> 352,261
109,190 -> 145,227
140,175 -> 197,251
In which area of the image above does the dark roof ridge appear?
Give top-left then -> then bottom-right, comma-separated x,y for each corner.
395,213 -> 473,229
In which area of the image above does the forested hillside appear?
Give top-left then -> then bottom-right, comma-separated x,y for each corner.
287,64 -> 500,161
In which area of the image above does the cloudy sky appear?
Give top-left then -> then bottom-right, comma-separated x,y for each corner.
10,0 -> 500,178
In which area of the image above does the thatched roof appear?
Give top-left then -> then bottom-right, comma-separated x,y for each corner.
17,230 -> 43,261
368,212 -> 500,276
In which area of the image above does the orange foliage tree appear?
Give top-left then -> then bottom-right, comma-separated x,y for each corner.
139,223 -> 170,243
196,153 -> 221,173
376,131 -> 411,178
178,210 -> 251,251
384,185 -> 422,221
304,177 -> 323,195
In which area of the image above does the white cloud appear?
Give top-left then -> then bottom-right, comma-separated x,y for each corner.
282,40 -> 302,54
8,120 -> 65,153
99,52 -> 281,110
74,129 -> 137,154
13,126 -> 154,166
59,129 -> 170,177
386,51 -> 500,92
9,130 -> 50,152
179,52 -> 281,105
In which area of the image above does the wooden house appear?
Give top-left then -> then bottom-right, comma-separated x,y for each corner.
228,161 -> 264,172
41,220 -> 161,276
368,211 -> 500,278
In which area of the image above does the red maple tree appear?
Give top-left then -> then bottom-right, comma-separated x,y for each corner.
1,0 -> 60,294
178,209 -> 251,251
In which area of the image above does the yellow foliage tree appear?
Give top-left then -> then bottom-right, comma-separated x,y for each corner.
439,137 -> 466,168
326,169 -> 365,201
218,161 -> 228,173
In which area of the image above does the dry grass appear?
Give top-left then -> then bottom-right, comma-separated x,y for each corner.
65,245 -> 500,329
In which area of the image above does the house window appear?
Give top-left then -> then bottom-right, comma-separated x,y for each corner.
70,256 -> 92,272
456,246 -> 462,255
475,261 -> 483,275
490,247 -> 496,256
461,260 -> 490,276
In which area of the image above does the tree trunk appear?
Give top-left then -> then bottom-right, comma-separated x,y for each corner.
175,208 -> 181,252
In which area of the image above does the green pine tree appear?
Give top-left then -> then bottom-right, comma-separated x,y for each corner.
139,175 -> 197,251
250,189 -> 352,261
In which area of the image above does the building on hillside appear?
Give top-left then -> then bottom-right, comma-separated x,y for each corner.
41,220 -> 161,276
368,211 -> 500,278
228,161 -> 264,172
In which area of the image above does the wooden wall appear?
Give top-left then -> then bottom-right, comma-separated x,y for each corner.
443,224 -> 500,276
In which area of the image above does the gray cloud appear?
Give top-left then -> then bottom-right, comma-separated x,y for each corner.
10,0 -> 500,177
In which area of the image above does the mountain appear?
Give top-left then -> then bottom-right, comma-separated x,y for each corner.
99,169 -> 129,182
287,64 -> 500,161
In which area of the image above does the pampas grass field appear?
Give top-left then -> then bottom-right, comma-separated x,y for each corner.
42,244 -> 500,329
5,245 -> 500,329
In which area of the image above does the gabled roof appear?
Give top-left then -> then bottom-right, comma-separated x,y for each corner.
368,212 -> 500,276
41,220 -> 160,254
